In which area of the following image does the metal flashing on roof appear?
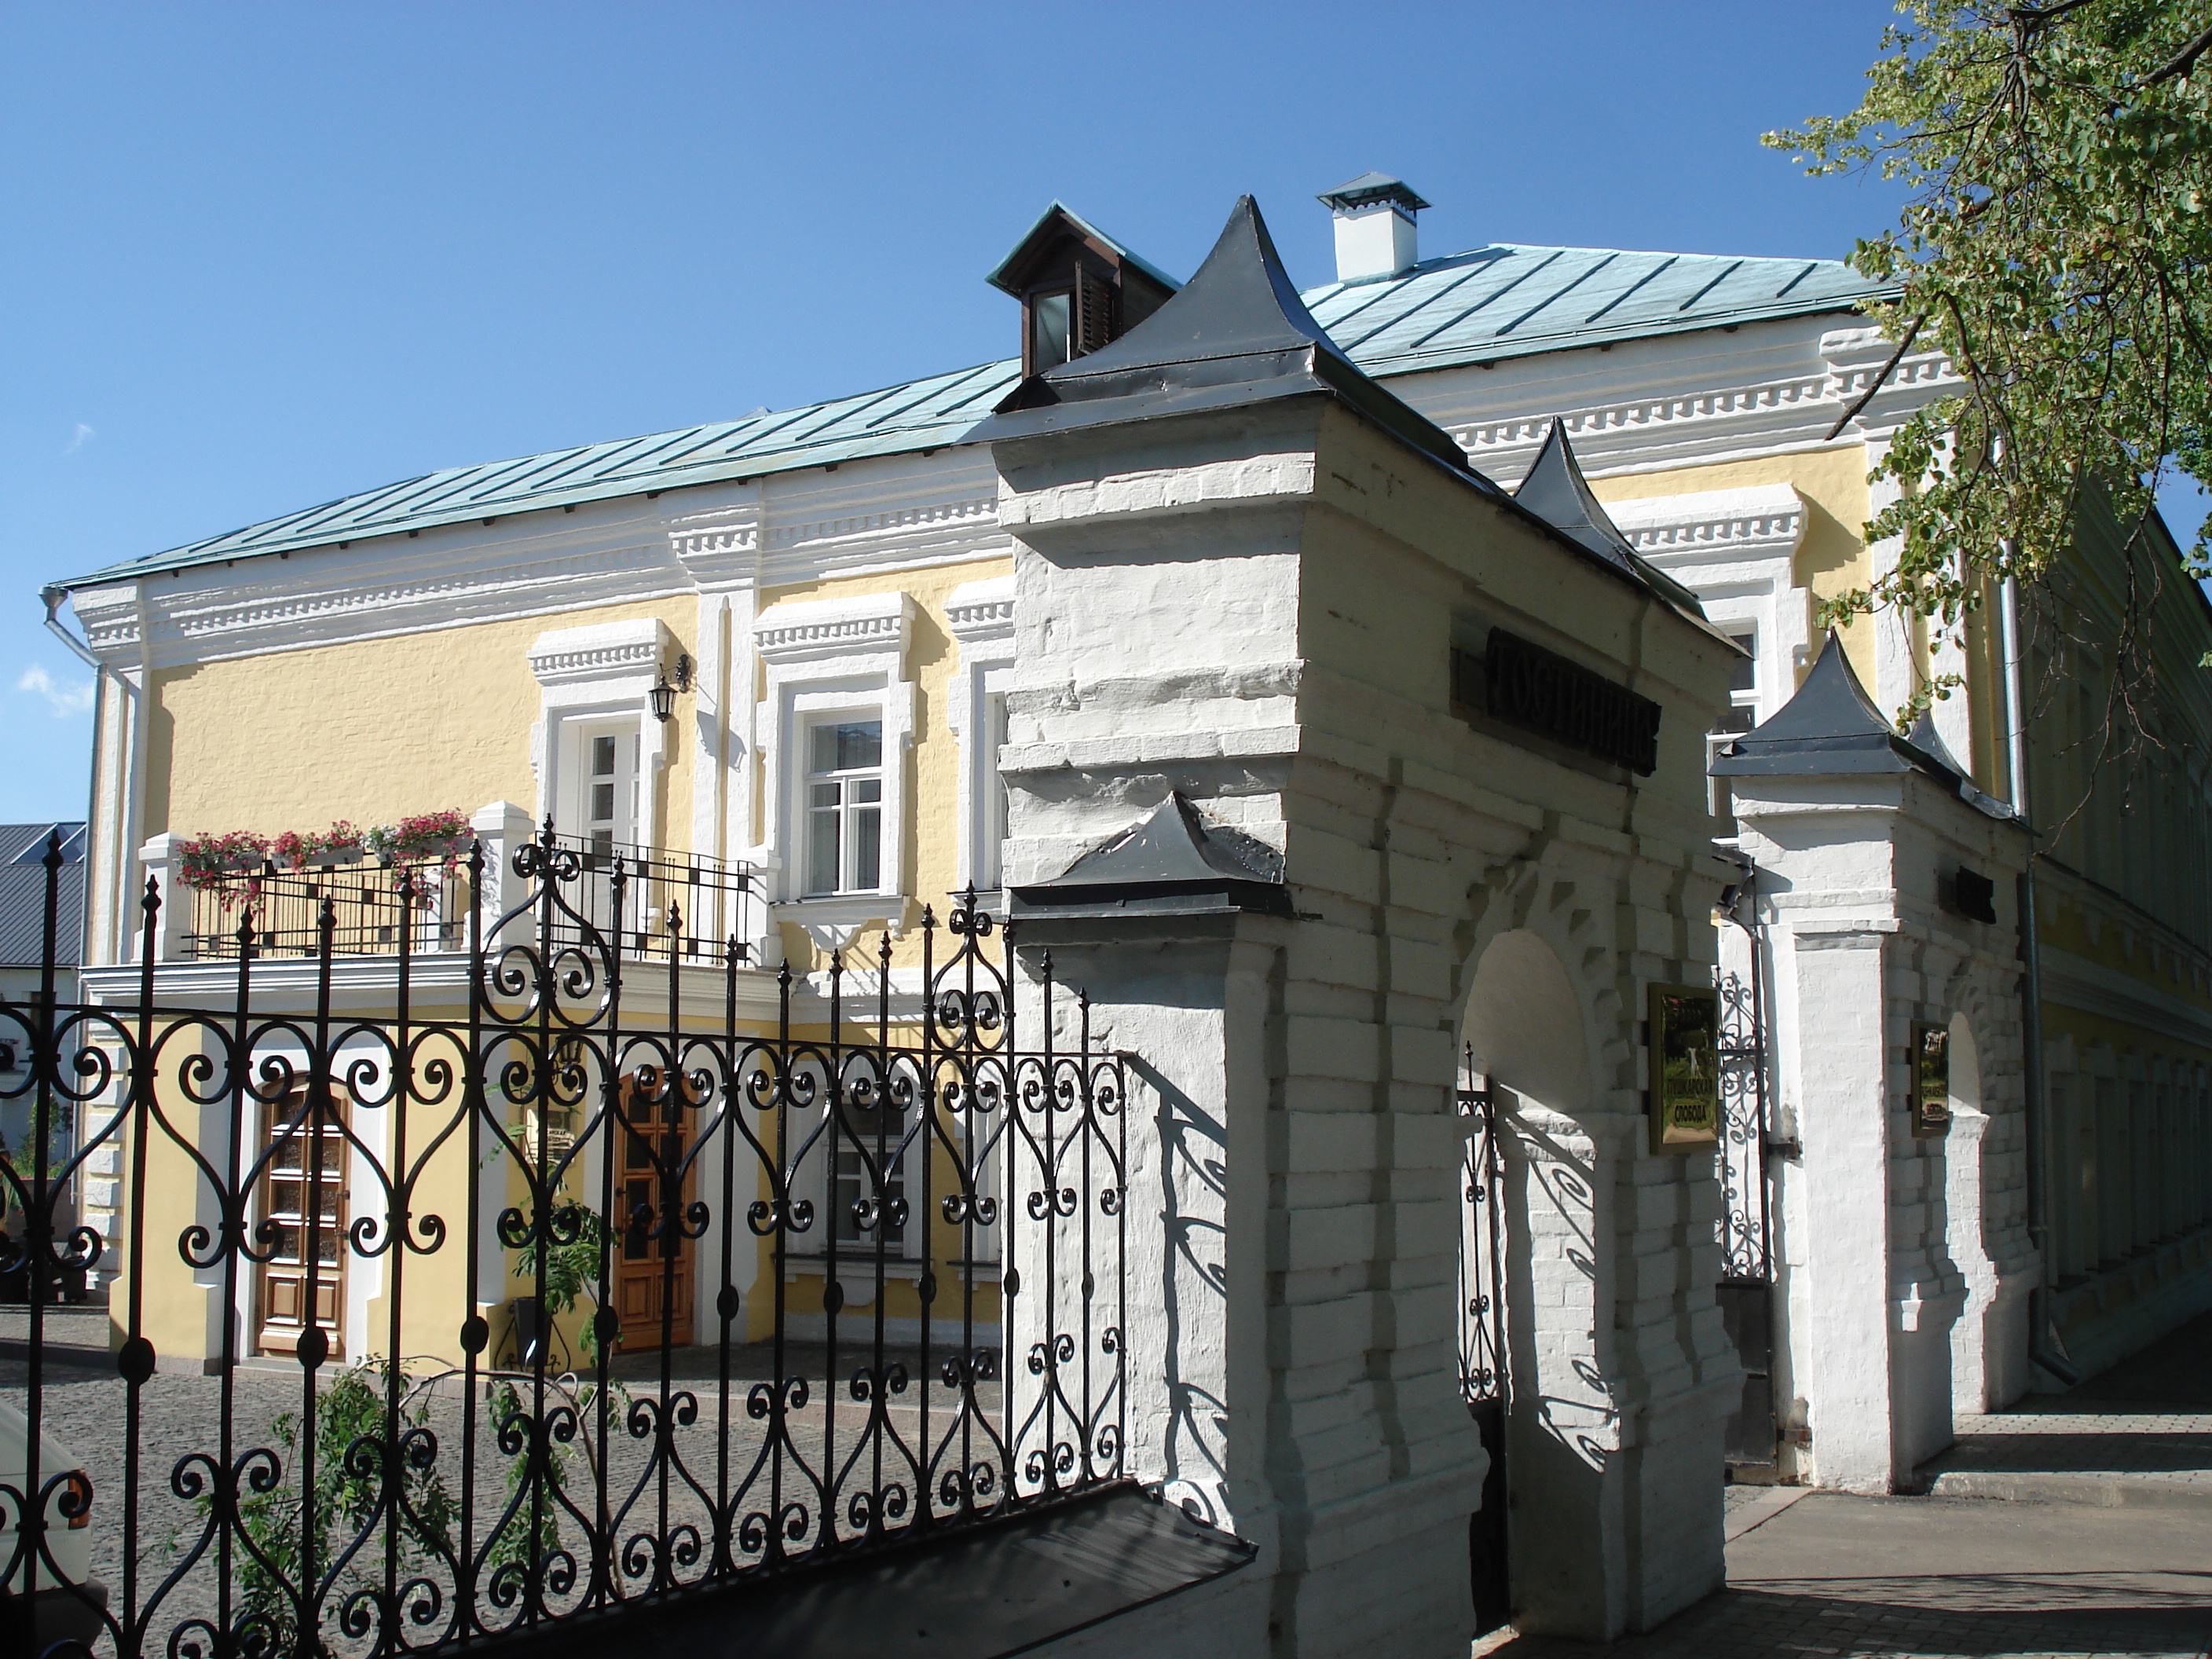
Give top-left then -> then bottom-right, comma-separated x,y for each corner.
968,196 -> 1489,487
1317,173 -> 1430,214
1306,243 -> 1890,378
57,216 -> 1887,597
1010,793 -> 1291,922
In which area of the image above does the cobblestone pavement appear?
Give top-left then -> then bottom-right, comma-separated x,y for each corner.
1478,1493 -> 2212,1657
1,1335 -> 1006,1655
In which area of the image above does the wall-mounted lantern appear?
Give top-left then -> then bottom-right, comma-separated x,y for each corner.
650,653 -> 695,723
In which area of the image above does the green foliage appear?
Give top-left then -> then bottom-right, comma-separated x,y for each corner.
511,1203 -> 615,1367
1767,2 -> 2212,651
203,1360 -> 456,1656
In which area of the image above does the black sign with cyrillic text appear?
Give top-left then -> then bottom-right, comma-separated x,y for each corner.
1484,628 -> 1661,775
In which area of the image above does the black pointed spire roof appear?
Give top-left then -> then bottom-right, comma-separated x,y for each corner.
1009,793 -> 1291,921
1713,633 -> 2012,820
1514,421 -> 1641,579
1712,632 -> 1918,776
1905,708 -> 1967,777
965,196 -> 1488,485
1512,420 -> 1712,619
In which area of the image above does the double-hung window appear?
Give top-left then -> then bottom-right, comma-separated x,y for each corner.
805,720 -> 884,895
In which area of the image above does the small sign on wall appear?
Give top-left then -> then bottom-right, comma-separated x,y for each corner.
1910,1022 -> 1952,1137
1648,984 -> 1722,1154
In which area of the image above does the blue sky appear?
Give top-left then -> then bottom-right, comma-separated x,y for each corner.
3,1 -> 2176,826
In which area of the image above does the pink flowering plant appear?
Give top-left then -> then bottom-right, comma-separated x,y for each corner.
173,830 -> 272,904
272,820 -> 365,870
364,810 -> 474,870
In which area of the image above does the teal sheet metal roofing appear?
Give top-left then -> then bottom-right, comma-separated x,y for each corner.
61,243 -> 1884,592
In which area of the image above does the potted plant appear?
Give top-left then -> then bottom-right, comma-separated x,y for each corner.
173,830 -> 271,896
274,820 -> 365,871
365,809 -> 474,870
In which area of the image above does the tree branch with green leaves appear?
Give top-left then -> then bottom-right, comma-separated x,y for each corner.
1768,0 -> 2212,679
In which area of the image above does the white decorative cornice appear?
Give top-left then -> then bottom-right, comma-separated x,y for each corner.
529,617 -> 671,687
753,591 -> 914,666
1604,484 -> 1806,564
766,496 -> 994,550
1448,375 -> 1841,464
944,575 -> 1016,643
667,506 -> 762,591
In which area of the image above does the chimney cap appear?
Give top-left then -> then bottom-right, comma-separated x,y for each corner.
1317,172 -> 1430,214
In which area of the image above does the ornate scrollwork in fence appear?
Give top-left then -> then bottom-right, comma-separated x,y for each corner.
0,827 -> 1126,1657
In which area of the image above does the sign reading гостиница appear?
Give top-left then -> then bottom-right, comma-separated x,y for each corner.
1485,628 -> 1661,775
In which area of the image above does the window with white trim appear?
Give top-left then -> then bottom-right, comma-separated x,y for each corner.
753,591 -> 915,918
1715,628 -> 1758,734
804,718 -> 885,895
976,693 -> 1009,892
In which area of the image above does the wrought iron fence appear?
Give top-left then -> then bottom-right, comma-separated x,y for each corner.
178,835 -> 758,968
1716,963 -> 1771,1282
0,828 -> 1127,1658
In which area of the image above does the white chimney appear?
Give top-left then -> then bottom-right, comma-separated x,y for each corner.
1317,172 -> 1430,284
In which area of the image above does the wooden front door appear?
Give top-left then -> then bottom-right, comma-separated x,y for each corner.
613,1073 -> 695,1350
255,1090 -> 348,1359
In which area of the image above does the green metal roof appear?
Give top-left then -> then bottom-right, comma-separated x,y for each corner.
62,243 -> 1885,591
1305,243 -> 1888,374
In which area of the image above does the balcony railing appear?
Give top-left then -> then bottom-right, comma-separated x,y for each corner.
171,829 -> 759,967
2,827 -> 1131,1657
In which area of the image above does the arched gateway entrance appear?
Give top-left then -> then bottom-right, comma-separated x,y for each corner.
1454,921 -> 1611,1637
985,194 -> 1742,1657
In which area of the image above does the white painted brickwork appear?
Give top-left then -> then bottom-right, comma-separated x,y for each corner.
1000,399 -> 1739,1653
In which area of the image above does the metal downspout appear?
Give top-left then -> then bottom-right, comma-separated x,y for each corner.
2003,573 -> 2077,1388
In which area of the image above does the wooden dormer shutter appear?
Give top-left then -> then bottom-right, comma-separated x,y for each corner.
1075,268 -> 1115,357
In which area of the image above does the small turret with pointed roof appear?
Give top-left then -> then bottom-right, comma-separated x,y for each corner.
1513,419 -> 1712,621
1713,632 -> 2013,820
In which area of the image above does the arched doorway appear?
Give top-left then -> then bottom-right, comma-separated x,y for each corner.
1457,927 -> 1600,1638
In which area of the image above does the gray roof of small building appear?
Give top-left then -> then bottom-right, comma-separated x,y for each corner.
0,823 -> 86,969
1712,634 -> 2014,820
58,222 -> 1887,593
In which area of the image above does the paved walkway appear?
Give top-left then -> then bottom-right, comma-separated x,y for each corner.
1920,1312 -> 2212,1505
1478,1493 -> 2212,1657
1476,1313 -> 2212,1654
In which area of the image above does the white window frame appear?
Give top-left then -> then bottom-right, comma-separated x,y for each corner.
529,617 -> 674,851
945,577 -> 1016,897
1604,484 -> 1807,732
800,714 -> 888,896
754,592 -> 915,941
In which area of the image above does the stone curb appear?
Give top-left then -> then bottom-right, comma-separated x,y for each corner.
1922,1470 -> 2212,1508
1722,1485 -> 1811,1540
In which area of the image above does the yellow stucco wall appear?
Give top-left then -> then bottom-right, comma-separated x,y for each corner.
1588,445 -> 1879,693
146,596 -> 699,850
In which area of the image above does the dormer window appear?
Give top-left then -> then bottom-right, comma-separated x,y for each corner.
988,202 -> 1177,377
